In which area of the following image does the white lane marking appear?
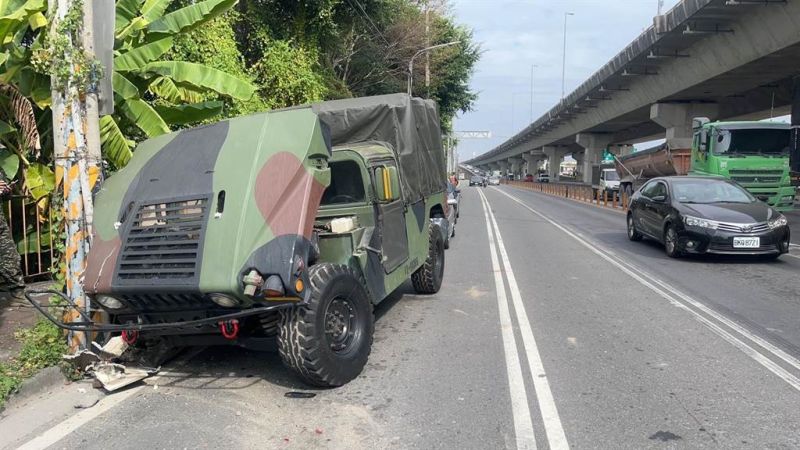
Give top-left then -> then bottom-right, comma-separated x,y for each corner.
477,189 -> 538,450
479,189 -> 569,450
17,348 -> 205,450
492,187 -> 800,392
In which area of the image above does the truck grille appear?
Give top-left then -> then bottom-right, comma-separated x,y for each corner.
117,196 -> 211,285
117,293 -> 215,312
728,169 -> 783,185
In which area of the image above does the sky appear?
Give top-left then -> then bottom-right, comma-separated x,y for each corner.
450,0 -> 683,161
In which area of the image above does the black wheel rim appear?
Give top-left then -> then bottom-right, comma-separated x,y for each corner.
666,228 -> 676,253
324,297 -> 357,353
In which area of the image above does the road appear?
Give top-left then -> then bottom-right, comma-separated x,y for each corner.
3,185 -> 800,449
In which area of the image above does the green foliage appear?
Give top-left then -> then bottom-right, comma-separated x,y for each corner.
0,319 -> 68,409
250,39 -> 326,108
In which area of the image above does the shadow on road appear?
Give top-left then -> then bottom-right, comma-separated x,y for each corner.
146,280 -> 422,392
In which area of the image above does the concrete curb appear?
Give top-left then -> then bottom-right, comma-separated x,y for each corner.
2,366 -> 67,412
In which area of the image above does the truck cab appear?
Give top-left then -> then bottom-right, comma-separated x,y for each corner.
691,118 -> 795,210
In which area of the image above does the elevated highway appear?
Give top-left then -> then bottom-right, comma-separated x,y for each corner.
467,0 -> 800,183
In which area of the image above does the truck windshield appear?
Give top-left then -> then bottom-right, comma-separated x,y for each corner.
603,170 -> 619,181
671,179 -> 755,204
321,161 -> 366,205
713,128 -> 790,157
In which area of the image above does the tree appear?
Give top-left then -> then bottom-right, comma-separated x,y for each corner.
99,0 -> 256,169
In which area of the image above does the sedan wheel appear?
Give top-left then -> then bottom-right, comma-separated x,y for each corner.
664,224 -> 681,258
627,214 -> 642,242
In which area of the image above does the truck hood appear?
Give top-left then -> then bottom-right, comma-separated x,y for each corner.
85,110 -> 332,298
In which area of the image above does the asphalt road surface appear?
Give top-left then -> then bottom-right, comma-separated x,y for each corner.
4,185 -> 800,449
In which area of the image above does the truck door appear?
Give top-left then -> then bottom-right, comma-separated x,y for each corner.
374,163 -> 409,273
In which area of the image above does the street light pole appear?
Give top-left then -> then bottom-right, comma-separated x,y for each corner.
561,12 -> 574,100
408,41 -> 461,95
530,64 -> 538,122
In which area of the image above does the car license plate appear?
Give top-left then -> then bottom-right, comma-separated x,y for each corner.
733,237 -> 760,248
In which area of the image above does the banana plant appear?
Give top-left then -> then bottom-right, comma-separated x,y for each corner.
106,0 -> 256,168
0,0 -> 50,194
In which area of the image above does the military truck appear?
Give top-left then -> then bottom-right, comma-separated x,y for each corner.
616,118 -> 798,211
31,94 -> 449,387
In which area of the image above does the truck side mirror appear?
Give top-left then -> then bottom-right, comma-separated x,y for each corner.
375,166 -> 401,202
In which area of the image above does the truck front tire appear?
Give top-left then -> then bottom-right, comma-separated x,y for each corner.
412,222 -> 445,294
278,264 -> 374,387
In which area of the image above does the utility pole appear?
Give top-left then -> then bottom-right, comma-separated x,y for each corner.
49,0 -> 103,352
425,3 -> 430,94
561,12 -> 574,100
530,64 -> 538,122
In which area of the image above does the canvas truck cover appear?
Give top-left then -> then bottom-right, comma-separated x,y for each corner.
302,93 -> 447,203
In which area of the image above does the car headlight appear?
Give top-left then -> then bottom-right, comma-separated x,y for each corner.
768,214 -> 788,230
95,295 -> 124,310
683,215 -> 718,230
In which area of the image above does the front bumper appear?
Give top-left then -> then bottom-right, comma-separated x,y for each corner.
24,289 -> 290,334
676,226 -> 790,255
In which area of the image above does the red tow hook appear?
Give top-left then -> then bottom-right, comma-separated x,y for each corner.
219,319 -> 240,340
121,329 -> 139,345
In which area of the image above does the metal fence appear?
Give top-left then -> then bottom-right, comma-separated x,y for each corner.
2,195 -> 57,279
502,180 -> 630,212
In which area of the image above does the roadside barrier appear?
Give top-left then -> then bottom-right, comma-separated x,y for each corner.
499,180 -> 629,213
2,196 -> 57,279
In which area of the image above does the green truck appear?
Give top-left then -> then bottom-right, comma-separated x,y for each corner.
31,94 -> 449,387
616,118 -> 798,211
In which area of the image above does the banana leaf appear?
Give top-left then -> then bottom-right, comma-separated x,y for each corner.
137,61 -> 255,100
119,97 -> 170,137
99,116 -> 134,168
114,37 -> 173,71
154,100 -> 223,125
146,0 -> 235,37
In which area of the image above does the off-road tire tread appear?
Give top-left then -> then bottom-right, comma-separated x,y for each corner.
278,264 -> 373,387
412,223 -> 444,294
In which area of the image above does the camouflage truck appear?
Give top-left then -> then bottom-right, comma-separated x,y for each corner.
31,94 -> 449,386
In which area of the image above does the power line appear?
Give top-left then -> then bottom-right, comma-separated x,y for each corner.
345,0 -> 391,47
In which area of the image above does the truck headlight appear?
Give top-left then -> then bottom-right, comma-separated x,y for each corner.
768,214 -> 788,230
683,215 -> 718,230
95,295 -> 124,310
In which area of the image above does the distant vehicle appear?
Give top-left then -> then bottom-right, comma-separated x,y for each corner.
524,174 -> 534,182
469,175 -> 486,187
627,176 -> 791,259
592,164 -> 619,199
489,176 -> 501,185
536,173 -> 550,183
615,118 -> 798,211
447,183 -> 461,222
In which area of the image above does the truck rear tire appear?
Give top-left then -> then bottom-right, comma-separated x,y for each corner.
278,264 -> 374,387
412,222 -> 445,294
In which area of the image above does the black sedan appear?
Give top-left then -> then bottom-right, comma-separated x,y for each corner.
469,175 -> 486,187
626,177 -> 791,259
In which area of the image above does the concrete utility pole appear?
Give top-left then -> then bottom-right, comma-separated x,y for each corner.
425,4 -> 430,92
561,12 -> 574,99
49,0 -> 103,352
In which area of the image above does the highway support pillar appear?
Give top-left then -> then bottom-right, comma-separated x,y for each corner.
523,152 -> 540,175
543,146 -> 565,181
576,133 -> 614,184
508,157 -> 523,179
650,102 -> 718,150
498,160 -> 509,178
